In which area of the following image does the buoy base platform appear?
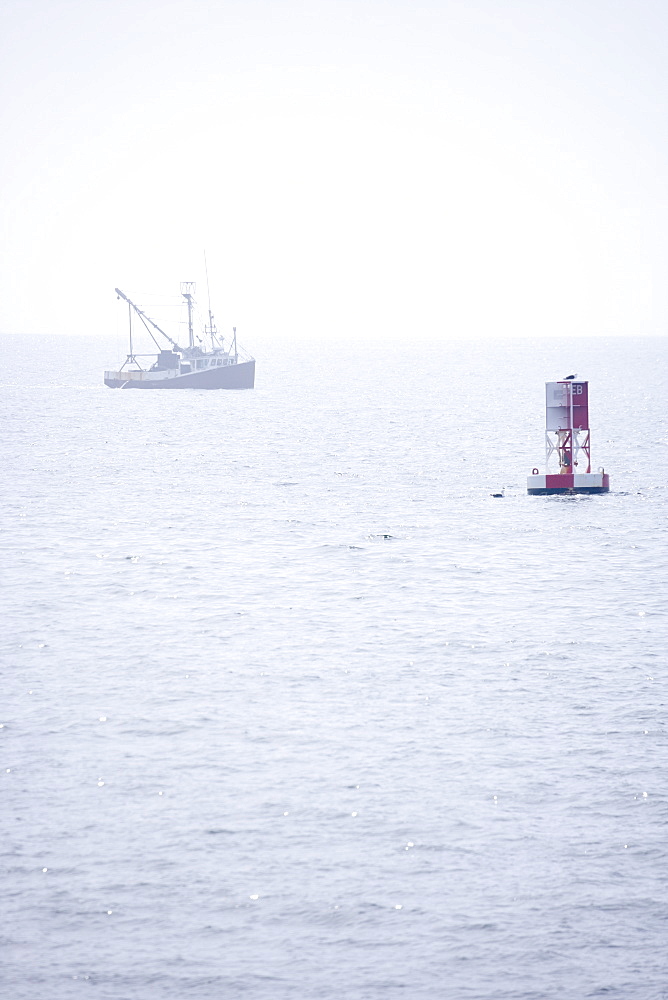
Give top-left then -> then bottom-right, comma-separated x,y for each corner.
527,472 -> 609,495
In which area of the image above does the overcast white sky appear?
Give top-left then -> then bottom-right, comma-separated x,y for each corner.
1,0 -> 667,342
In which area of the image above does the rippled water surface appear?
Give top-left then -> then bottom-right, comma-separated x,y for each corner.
2,334 -> 667,999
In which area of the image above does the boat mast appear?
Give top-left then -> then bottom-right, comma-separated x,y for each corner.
181,281 -> 196,349
120,293 -> 143,370
128,299 -> 134,360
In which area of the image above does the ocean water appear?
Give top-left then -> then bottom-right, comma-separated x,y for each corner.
1,334 -> 667,1000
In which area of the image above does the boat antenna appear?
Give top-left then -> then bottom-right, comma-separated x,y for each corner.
203,250 -> 222,349
204,251 -> 213,326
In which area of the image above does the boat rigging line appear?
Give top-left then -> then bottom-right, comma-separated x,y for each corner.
115,287 -> 185,352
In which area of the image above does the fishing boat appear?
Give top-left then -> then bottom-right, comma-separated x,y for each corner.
104,282 -> 255,389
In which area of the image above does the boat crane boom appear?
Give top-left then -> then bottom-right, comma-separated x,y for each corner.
114,288 -> 185,352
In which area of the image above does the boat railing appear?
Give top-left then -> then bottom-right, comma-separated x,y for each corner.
104,370 -> 146,380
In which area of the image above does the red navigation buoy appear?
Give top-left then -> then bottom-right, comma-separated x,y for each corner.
527,379 -> 610,495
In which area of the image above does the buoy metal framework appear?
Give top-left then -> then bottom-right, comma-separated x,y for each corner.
527,380 -> 610,495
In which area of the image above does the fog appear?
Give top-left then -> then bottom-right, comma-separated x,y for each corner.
2,0 -> 667,343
